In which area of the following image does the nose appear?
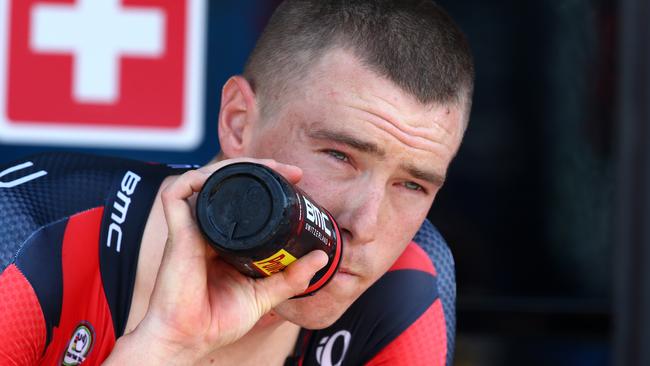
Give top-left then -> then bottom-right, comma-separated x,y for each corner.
336,182 -> 384,246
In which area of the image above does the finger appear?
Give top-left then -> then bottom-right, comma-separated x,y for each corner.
163,159 -> 301,234
253,250 -> 329,312
246,159 -> 303,185
197,157 -> 268,175
198,158 -> 303,185
268,163 -> 302,185
161,169 -> 210,235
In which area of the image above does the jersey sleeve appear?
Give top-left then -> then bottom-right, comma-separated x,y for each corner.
363,242 -> 448,366
0,264 -> 47,365
0,152 -> 184,365
364,299 -> 447,366
295,242 -> 448,366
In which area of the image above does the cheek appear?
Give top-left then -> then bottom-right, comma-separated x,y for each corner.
373,229 -> 409,271
372,204 -> 427,268
257,138 -> 314,169
296,165 -> 344,201
247,136 -> 280,158
246,119 -> 302,159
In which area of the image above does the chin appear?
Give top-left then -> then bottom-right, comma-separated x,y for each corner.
273,289 -> 354,329
274,274 -> 367,329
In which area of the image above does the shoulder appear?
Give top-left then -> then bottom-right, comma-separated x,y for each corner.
0,152 -> 189,267
358,243 -> 441,353
302,243 -> 444,366
362,242 -> 439,322
361,221 -> 456,366
296,221 -> 456,366
359,243 -> 448,366
0,152 -> 122,270
0,152 -> 191,363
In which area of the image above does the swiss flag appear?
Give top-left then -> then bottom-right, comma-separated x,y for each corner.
0,0 -> 206,149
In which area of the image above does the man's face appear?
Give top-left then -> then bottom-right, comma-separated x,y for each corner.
241,49 -> 466,328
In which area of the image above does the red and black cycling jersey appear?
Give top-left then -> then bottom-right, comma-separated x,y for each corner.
0,152 -> 455,366
0,152 -> 191,365
288,241 -> 450,366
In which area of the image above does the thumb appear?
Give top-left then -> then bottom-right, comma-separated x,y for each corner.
253,250 -> 329,312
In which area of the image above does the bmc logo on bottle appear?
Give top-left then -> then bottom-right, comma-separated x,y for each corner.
0,0 -> 206,149
303,196 -> 332,237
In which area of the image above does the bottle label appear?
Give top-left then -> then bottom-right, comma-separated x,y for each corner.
252,248 -> 298,276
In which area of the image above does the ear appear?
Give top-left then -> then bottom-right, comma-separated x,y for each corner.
218,76 -> 259,158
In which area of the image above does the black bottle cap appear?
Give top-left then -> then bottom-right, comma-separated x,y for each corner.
196,163 -> 294,254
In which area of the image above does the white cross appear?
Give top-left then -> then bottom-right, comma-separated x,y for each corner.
30,0 -> 165,104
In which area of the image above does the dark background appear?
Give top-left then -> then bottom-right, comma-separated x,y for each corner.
3,1 -> 644,365
431,0 -> 617,365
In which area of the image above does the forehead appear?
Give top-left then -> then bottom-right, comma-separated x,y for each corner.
276,48 -> 466,157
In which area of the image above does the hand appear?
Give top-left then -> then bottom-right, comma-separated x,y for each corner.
104,158 -> 328,365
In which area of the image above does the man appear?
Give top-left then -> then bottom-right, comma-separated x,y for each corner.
0,0 -> 473,365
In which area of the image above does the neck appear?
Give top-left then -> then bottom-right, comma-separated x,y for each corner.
202,312 -> 300,366
124,174 -> 174,334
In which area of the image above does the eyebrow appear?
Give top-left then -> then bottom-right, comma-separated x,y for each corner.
307,127 -> 446,187
402,163 -> 446,187
307,128 -> 386,157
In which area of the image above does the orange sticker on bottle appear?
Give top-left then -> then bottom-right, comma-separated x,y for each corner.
252,249 -> 298,276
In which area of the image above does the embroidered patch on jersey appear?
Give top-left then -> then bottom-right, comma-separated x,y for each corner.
315,330 -> 352,366
61,322 -> 95,365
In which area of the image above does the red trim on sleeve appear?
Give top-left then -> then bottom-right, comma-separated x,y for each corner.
389,242 -> 437,276
0,264 -> 47,366
39,208 -> 117,365
365,299 -> 447,366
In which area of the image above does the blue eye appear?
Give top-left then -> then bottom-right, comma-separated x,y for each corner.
326,150 -> 349,162
404,181 -> 424,192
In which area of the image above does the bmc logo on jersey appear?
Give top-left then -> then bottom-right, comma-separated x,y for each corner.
0,0 -> 206,149
106,170 -> 141,253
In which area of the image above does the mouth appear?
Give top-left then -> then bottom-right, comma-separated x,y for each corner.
328,267 -> 360,292
337,267 -> 358,277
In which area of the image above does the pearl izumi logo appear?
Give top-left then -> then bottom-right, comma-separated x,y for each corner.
61,322 -> 95,366
316,330 -> 352,366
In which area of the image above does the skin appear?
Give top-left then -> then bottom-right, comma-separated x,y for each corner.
237,49 -> 466,329
103,48 -> 466,365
